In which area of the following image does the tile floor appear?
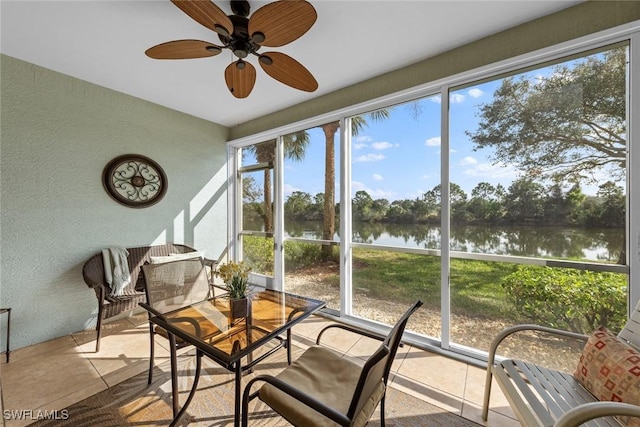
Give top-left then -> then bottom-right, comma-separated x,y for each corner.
1,312 -> 520,426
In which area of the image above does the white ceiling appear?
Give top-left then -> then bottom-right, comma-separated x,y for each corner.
1,1 -> 582,127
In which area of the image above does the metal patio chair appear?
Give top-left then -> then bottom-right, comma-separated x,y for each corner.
241,300 -> 423,427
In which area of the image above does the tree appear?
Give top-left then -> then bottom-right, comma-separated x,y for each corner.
543,181 -> 568,225
242,174 -> 263,224
284,191 -> 312,219
371,198 -> 390,222
245,132 -> 310,232
504,178 -> 545,223
450,183 -> 469,223
469,182 -> 505,223
595,181 -> 625,229
467,47 -> 626,184
318,110 -> 392,259
352,190 -> 374,222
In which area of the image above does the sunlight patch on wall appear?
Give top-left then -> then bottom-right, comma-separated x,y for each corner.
190,167 -> 227,222
151,230 -> 167,246
173,210 -> 185,243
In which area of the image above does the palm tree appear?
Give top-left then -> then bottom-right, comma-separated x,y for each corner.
246,131 -> 310,233
319,110 -> 391,260
245,110 -> 391,256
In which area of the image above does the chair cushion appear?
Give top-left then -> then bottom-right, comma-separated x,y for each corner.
574,326 -> 640,427
259,345 -> 385,427
150,251 -> 205,264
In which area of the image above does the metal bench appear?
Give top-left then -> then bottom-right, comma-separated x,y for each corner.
483,301 -> 640,427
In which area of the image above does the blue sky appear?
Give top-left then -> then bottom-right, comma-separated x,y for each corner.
281,80 -> 517,203
245,48 -> 626,203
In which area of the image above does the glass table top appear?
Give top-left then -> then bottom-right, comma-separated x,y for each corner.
150,288 -> 325,362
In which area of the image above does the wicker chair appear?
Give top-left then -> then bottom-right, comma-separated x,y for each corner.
82,244 -> 215,352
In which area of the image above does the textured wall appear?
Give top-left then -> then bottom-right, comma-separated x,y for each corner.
0,55 -> 230,350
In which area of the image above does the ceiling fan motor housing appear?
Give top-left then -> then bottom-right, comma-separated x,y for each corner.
220,14 -> 260,59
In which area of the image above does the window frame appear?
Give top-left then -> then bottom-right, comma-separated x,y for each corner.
227,21 -> 640,361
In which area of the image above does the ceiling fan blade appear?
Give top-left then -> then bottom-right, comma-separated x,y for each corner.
145,40 -> 223,59
259,52 -> 318,92
171,0 -> 234,37
225,61 -> 256,98
248,1 -> 316,47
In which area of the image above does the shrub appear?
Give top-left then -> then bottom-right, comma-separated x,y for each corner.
243,237 -> 338,274
284,241 -> 323,270
242,236 -> 274,275
501,266 -> 627,334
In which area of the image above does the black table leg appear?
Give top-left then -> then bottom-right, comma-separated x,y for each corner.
287,329 -> 292,365
169,348 -> 203,427
169,334 -> 179,417
235,361 -> 242,427
4,308 -> 9,363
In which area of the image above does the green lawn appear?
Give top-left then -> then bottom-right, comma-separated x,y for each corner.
352,248 -> 519,321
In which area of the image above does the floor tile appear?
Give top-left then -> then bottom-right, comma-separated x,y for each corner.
2,335 -> 76,364
0,314 -> 506,427
390,373 -> 464,415
290,315 -> 329,339
462,400 -> 521,427
2,343 -> 105,412
312,324 -> 365,353
78,324 -> 167,388
397,345 -> 469,399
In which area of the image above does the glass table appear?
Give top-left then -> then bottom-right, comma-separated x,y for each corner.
142,288 -> 325,427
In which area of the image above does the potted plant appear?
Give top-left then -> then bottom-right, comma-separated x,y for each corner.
216,261 -> 251,318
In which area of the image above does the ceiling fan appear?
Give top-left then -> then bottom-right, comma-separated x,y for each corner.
146,0 -> 318,98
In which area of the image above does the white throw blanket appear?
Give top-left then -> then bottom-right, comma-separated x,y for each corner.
102,247 -> 131,297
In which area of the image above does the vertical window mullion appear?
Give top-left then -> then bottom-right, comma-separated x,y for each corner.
629,34 -> 640,310
341,117 -> 352,316
274,135 -> 285,291
229,145 -> 241,262
440,86 -> 451,350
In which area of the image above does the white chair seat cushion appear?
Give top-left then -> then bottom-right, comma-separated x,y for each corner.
259,345 -> 385,427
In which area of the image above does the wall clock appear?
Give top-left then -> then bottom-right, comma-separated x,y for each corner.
102,154 -> 167,208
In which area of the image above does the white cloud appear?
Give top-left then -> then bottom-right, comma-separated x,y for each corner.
351,181 -> 394,199
370,189 -> 395,199
431,95 -> 442,104
450,93 -> 465,104
459,156 -> 478,166
354,153 -> 386,162
373,174 -> 383,181
283,183 -> 302,196
468,88 -> 484,98
371,141 -> 394,150
351,181 -> 368,192
353,135 -> 372,150
354,135 -> 373,142
463,161 -> 519,179
425,137 -> 441,147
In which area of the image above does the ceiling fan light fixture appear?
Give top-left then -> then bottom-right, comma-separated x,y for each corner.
236,60 -> 246,70
251,31 -> 265,44
259,54 -> 273,66
214,24 -> 230,37
233,48 -> 248,58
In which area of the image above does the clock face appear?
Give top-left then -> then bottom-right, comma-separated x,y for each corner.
102,154 -> 167,208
